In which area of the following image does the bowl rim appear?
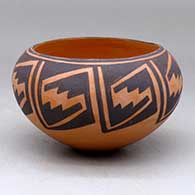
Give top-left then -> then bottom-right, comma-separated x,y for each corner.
28,37 -> 165,64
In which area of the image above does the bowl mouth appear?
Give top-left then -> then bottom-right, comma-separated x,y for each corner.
31,37 -> 163,62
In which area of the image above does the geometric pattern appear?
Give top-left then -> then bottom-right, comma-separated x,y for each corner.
150,53 -> 182,122
97,63 -> 158,131
12,60 -> 39,115
35,66 -> 97,130
12,47 -> 183,133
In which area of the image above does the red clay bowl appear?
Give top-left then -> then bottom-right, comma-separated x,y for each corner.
12,37 -> 183,150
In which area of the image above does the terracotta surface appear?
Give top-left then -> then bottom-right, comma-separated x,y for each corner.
12,37 -> 183,150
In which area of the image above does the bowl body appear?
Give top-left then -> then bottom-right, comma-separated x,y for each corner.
12,38 -> 183,150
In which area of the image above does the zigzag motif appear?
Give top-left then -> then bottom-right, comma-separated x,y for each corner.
167,74 -> 182,97
42,87 -> 87,112
12,72 -> 27,108
166,54 -> 182,97
111,87 -> 152,109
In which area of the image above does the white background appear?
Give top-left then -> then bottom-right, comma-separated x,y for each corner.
0,0 -> 195,194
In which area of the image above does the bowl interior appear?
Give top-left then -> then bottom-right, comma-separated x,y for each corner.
33,37 -> 160,59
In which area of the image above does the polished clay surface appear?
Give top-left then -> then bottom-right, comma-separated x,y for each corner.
12,37 -> 183,150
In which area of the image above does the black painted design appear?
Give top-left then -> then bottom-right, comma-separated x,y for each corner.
35,63 -> 96,130
12,64 -> 33,115
12,48 -> 182,133
98,63 -> 157,132
152,52 -> 182,122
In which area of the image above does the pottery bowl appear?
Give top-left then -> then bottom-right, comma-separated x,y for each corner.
12,37 -> 183,150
